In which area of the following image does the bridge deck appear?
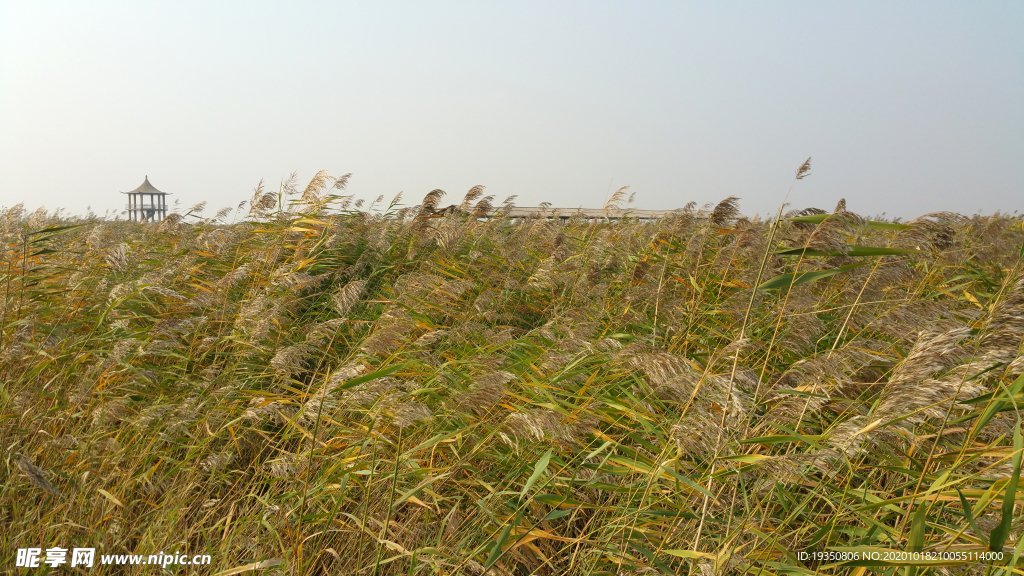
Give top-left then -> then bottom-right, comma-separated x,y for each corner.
494,207 -> 705,220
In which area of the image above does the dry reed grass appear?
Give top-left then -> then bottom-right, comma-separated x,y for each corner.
1,172 -> 1022,575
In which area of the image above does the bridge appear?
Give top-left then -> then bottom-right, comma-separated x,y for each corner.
426,205 -> 705,221
501,207 -> 681,220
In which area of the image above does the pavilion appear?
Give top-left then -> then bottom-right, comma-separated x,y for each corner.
122,176 -> 170,222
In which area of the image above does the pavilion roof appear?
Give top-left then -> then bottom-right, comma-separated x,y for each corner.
122,176 -> 170,195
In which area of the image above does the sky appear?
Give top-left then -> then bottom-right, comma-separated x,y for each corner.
0,1 -> 1021,220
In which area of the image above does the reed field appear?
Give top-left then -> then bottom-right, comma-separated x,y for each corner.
2,166 -> 1023,575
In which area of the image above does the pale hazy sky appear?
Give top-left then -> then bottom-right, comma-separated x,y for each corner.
1,2 -> 1021,219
